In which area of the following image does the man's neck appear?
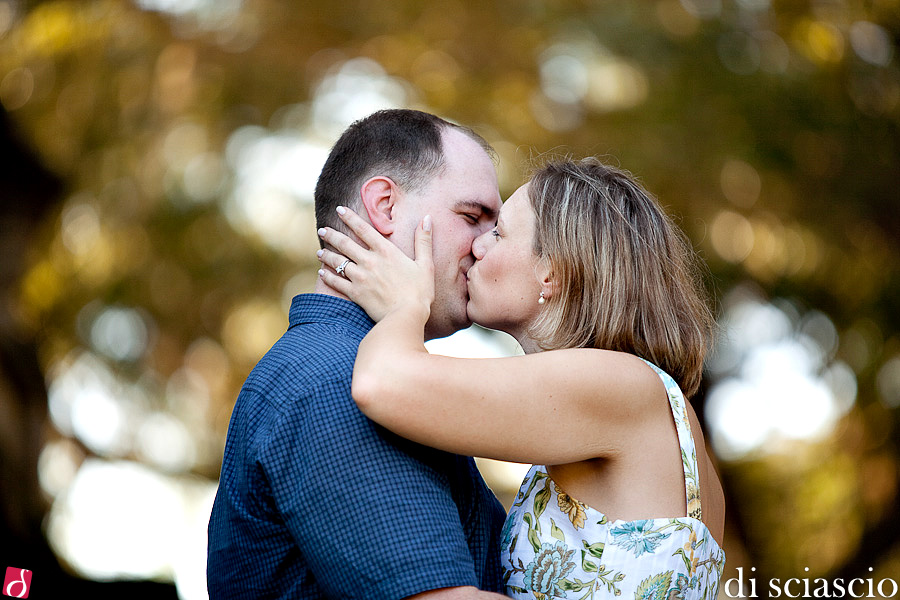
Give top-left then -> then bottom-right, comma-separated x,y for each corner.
313,278 -> 352,302
314,278 -> 451,341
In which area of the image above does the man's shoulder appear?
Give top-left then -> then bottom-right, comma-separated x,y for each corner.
226,313 -> 375,443
221,329 -> 364,477
245,319 -> 360,389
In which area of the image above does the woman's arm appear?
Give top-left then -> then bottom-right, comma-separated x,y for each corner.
317,208 -> 664,465
354,341 -> 661,465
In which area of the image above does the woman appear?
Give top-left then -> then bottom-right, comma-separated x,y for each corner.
317,158 -> 725,599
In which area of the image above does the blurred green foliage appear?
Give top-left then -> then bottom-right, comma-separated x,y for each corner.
1,0 -> 898,593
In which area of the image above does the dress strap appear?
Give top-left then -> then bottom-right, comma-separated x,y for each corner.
640,359 -> 703,520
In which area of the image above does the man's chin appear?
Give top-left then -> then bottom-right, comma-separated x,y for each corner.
465,297 -> 480,325
424,317 -> 469,342
428,317 -> 475,341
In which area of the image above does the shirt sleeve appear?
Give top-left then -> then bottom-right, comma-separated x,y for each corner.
262,376 -> 480,599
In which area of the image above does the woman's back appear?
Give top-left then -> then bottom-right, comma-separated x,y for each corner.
499,361 -> 725,599
547,378 -> 725,544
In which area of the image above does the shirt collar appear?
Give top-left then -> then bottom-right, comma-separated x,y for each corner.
288,293 -> 375,335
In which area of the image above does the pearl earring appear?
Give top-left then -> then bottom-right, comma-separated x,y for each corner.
538,291 -> 545,305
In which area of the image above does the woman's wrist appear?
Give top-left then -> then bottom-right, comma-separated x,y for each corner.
386,298 -> 431,326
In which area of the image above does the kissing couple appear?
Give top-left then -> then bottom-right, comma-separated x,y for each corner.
208,108 -> 726,600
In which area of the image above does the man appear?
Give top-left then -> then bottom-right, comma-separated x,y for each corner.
207,109 -> 509,599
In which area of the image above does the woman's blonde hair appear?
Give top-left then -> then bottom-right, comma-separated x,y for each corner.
527,157 -> 716,397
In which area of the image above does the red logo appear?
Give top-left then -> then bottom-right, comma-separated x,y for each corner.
3,568 -> 31,598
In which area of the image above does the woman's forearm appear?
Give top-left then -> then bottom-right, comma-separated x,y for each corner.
352,302 -> 430,416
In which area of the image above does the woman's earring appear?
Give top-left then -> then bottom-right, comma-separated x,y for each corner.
538,291 -> 545,305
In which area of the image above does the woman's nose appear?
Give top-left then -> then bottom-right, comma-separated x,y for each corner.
471,231 -> 489,260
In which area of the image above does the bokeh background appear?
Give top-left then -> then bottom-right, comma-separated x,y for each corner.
1,0 -> 898,597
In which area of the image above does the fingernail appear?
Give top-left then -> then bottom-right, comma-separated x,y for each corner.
336,206 -> 346,215
317,228 -> 327,237
316,249 -> 324,258
318,269 -> 325,277
423,215 -> 432,232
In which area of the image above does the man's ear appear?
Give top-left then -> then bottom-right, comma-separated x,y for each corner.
359,176 -> 399,236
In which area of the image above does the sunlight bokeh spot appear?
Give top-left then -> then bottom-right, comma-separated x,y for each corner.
743,217 -> 789,281
47,351 -> 141,456
679,0 -> 721,19
37,438 -> 83,498
778,226 -> 808,277
136,412 -> 197,472
0,2 -> 13,37
799,310 -> 838,359
705,288 -> 856,460
706,379 -> 769,458
173,351 -> 220,409
21,259 -> 63,314
839,319 -> 882,373
796,20 -> 844,65
824,361 -> 858,416
166,367 -> 216,467
269,102 -> 310,132
221,299 -> 287,366
876,355 -> 900,409
411,49 -> 463,109
61,198 -> 101,256
222,59 -> 414,256
225,124 -> 328,255
135,0 -> 243,27
163,120 -> 208,170
47,354 -> 97,435
756,30 -> 790,74
182,152 -> 227,204
849,21 -> 894,67
586,60 -> 648,113
89,305 -> 150,363
736,0 -> 770,12
19,2 -> 87,56
710,210 -> 754,263
536,36 -> 648,117
155,43 -> 198,112
0,66 -> 34,110
71,387 -> 129,455
656,0 -> 700,38
311,58 -> 409,139
708,286 -> 792,376
540,50 -> 589,105
530,92 -> 584,132
46,458 -> 214,589
720,159 -> 761,208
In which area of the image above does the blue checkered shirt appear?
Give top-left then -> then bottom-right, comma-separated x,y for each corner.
207,294 -> 507,599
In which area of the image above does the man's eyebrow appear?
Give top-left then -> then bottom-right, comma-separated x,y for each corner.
454,199 -> 498,220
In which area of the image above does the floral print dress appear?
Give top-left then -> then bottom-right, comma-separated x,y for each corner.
500,360 -> 725,600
